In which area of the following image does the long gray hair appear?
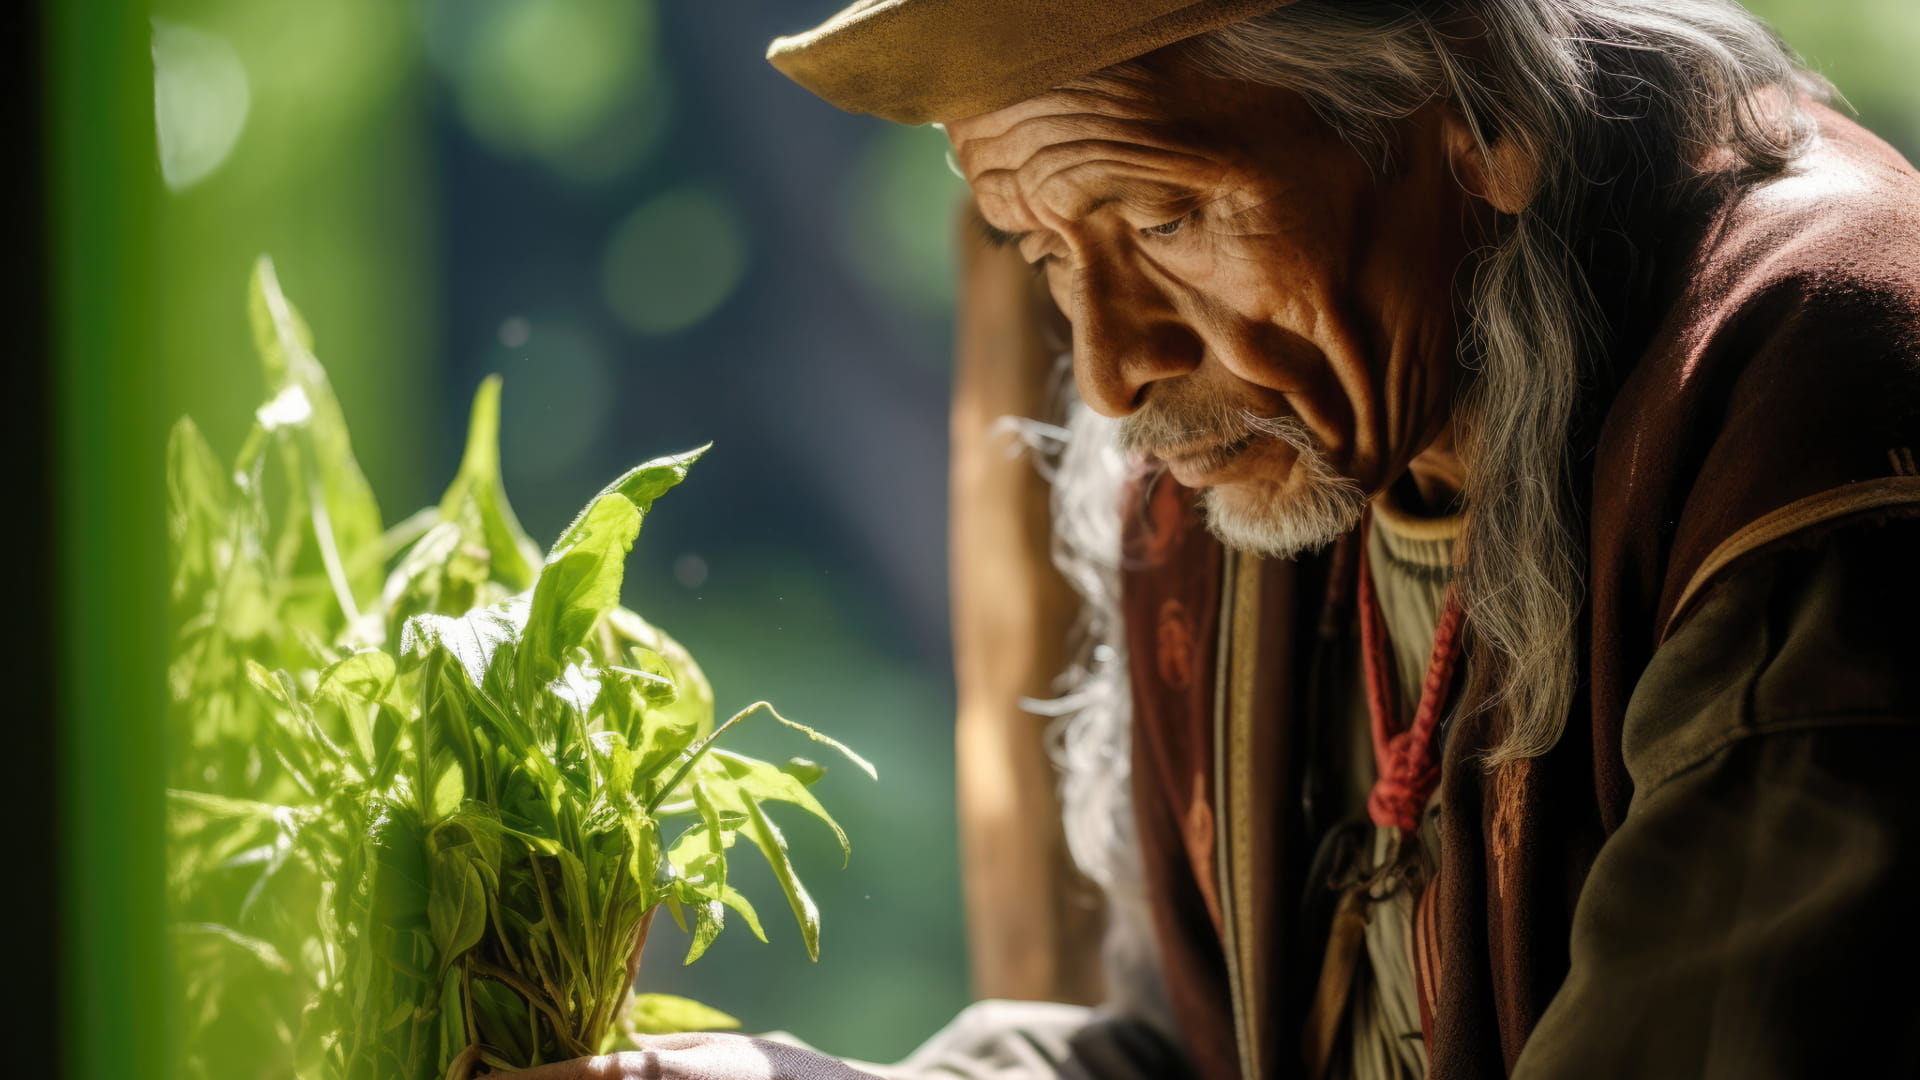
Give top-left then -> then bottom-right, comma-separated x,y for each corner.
1180,0 -> 1826,764
1025,0 -> 1826,1001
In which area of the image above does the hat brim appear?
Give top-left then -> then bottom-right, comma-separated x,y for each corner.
768,0 -> 1295,125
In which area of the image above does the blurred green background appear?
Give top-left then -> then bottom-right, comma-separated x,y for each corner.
51,0 -> 1920,1076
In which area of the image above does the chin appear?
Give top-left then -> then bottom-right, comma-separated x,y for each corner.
1198,464 -> 1368,560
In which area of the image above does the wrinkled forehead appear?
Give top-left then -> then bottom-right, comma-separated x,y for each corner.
944,58 -> 1304,218
944,60 -> 1222,186
948,91 -> 1164,178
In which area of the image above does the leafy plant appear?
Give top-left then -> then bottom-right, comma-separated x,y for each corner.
167,257 -> 871,1079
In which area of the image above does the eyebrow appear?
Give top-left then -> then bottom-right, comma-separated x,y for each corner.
975,195 -> 1119,251
974,180 -> 1191,252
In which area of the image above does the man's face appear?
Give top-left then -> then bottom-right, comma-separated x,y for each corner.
947,56 -> 1489,553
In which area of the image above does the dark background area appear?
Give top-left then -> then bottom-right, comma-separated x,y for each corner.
9,0 -> 57,1071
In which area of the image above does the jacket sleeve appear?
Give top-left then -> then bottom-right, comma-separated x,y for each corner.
1513,517 -> 1920,1078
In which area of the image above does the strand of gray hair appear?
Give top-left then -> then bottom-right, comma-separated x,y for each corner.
997,359 -> 1175,1033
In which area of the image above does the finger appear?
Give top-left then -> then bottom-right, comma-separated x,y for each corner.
496,1037 -> 880,1080
500,1054 -> 648,1080
503,1044 -> 773,1080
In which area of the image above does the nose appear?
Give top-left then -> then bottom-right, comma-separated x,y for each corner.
1069,257 -> 1204,418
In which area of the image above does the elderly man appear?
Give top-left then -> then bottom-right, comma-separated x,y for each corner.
527,0 -> 1920,1077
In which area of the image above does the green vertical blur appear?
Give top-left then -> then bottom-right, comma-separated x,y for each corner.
55,0 -> 434,1076
150,0 -> 438,513
53,0 -> 167,1077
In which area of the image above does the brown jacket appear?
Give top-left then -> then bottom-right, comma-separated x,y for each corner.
1124,106 -> 1920,1079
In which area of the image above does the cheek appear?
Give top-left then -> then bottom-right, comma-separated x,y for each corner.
1044,264 -> 1071,315
1174,240 -> 1356,399
1196,220 -> 1349,338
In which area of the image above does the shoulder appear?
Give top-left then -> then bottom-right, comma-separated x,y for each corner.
1655,105 -> 1920,395
1622,514 -> 1920,800
1594,104 -> 1920,639
1689,107 -> 1920,300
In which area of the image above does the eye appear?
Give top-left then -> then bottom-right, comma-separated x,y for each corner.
1141,211 -> 1195,238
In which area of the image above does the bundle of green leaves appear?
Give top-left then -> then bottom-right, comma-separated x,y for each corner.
167,258 -> 870,1080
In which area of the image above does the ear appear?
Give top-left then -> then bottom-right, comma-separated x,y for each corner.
1441,108 -> 1539,215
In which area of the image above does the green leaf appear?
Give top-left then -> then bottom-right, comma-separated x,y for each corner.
768,713 -> 878,781
438,805 -> 505,874
518,494 -> 640,691
604,661 -> 676,708
166,789 -> 287,822
719,885 -> 767,943
166,417 -> 229,529
590,731 -> 638,802
166,417 -> 230,600
366,800 -> 431,930
678,780 -> 730,965
319,649 -> 399,706
470,979 -> 533,1063
743,798 -> 820,961
549,446 -> 707,556
400,597 -> 527,691
691,782 -> 727,866
246,256 -> 315,375
378,1000 -> 413,1033
436,376 -> 541,591
704,750 -> 850,863
427,854 -> 488,976
780,758 -> 827,786
683,899 -> 724,965
378,504 -> 441,562
665,821 -> 741,877
626,993 -> 741,1035
173,922 -> 291,974
246,256 -> 384,610
317,650 -> 397,769
552,661 -> 603,717
627,811 -> 663,903
430,760 -> 466,820
607,609 -> 715,766
380,519 -> 462,640
244,659 -> 294,710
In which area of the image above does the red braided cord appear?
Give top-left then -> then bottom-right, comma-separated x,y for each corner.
1357,531 -> 1465,834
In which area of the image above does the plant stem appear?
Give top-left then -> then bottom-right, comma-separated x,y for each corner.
532,858 -> 585,1011
467,958 -> 590,1060
304,452 -> 364,631
642,701 -> 774,816
442,1043 -> 484,1080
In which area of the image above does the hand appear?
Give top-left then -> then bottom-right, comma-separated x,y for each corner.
500,1033 -> 882,1080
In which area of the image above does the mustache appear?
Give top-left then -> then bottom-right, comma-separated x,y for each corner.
1116,395 -> 1318,460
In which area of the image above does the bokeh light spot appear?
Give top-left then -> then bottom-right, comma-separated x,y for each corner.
496,324 -> 614,481
422,0 -> 658,165
837,124 -> 966,320
151,19 -> 252,192
498,316 -> 531,348
601,187 -> 749,335
673,554 -> 709,589
550,64 -> 676,186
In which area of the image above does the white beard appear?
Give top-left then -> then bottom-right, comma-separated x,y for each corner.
1002,386 -> 1368,1036
1195,415 -> 1368,559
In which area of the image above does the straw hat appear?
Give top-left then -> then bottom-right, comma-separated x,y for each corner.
767,0 -> 1297,125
